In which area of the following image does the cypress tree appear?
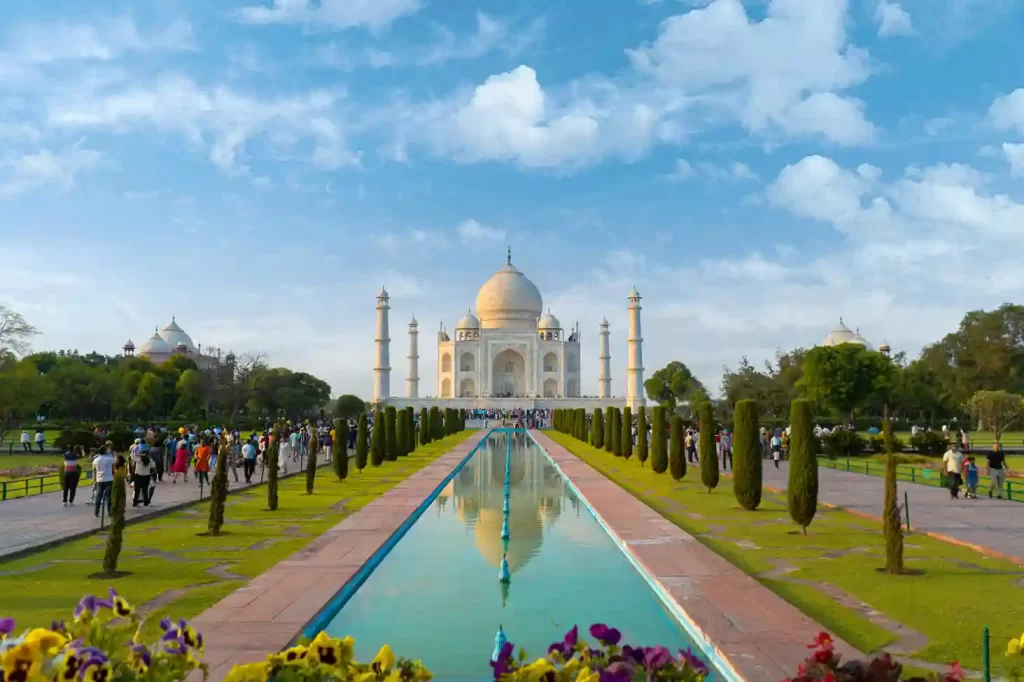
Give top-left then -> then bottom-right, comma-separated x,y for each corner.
732,399 -> 762,510
605,408 -> 615,453
622,407 -> 633,459
102,471 -> 127,574
577,409 -> 586,441
592,408 -> 604,448
882,418 -> 904,573
356,413 -> 369,471
305,431 -> 319,494
636,406 -> 648,466
430,406 -> 444,441
611,407 -> 623,456
449,408 -> 458,435
384,406 -> 398,461
699,402 -> 719,492
406,408 -> 417,452
208,438 -> 229,533
788,399 -> 819,534
669,415 -> 686,480
396,411 -> 408,458
650,406 -> 668,473
419,407 -> 430,445
370,411 -> 385,466
333,418 -> 349,480
267,425 -> 280,510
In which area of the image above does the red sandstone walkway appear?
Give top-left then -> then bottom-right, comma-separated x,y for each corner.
531,431 -> 860,682
192,431 -> 487,681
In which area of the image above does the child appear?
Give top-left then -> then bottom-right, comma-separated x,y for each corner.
964,456 -> 979,499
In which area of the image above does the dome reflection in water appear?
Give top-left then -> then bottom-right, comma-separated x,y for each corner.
325,431 -> 716,681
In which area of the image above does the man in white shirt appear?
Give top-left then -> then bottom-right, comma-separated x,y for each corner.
20,430 -> 30,451
942,444 -> 964,500
242,440 -> 257,483
92,446 -> 116,517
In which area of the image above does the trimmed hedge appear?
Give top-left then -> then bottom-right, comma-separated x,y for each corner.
788,399 -> 818,534
621,407 -> 633,460
636,406 -> 648,466
592,408 -> 605,449
333,418 -> 349,480
732,399 -> 761,510
668,415 -> 685,481
355,413 -> 369,471
698,402 -> 719,492
650,406 -> 667,474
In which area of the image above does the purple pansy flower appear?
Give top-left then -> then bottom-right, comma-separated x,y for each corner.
547,625 -> 579,659
621,645 -> 645,666
643,646 -> 673,671
73,594 -> 113,621
589,624 -> 622,647
490,641 -> 516,680
599,660 -> 634,682
0,617 -> 15,639
677,648 -> 709,676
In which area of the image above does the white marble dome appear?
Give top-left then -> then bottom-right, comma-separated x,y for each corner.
139,331 -> 172,355
475,255 -> 543,331
822,319 -> 869,348
537,309 -> 561,329
158,318 -> 196,352
456,309 -> 480,329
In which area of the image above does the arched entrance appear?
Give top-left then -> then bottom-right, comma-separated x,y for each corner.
460,378 -> 476,397
543,378 -> 558,397
491,349 -> 526,397
441,378 -> 452,397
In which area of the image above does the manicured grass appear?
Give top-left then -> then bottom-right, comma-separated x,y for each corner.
549,432 -> 1024,672
0,431 -> 475,633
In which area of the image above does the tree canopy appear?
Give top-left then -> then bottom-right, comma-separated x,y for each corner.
798,344 -> 895,423
644,361 -> 704,410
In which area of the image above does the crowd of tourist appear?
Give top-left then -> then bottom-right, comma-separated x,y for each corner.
462,408 -> 550,429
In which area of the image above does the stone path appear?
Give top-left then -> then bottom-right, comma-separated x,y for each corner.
760,462 -> 1024,563
531,432 -> 860,682
0,455 -> 338,560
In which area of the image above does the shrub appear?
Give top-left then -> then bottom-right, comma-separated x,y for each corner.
102,472 -> 127,574
604,408 -> 615,454
669,415 -> 686,481
370,411 -> 385,467
621,407 -> 633,459
333,418 -> 349,480
732,399 -> 761,510
610,408 -> 622,456
208,439 -> 229,534
788,399 -> 818,534
384,407 -> 398,462
430,406 -> 444,441
910,431 -> 948,456
406,408 -> 417,452
305,432 -> 319,494
650,406 -> 668,473
636,406 -> 648,466
419,407 -> 430,446
396,410 -> 408,458
55,428 -> 100,452
698,403 -> 718,493
267,426 -> 280,511
823,430 -> 867,458
592,408 -> 605,449
355,413 -> 369,471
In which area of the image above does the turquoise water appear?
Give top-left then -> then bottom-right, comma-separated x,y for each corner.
323,431 -> 716,681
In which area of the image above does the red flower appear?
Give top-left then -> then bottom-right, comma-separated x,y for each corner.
807,632 -> 834,651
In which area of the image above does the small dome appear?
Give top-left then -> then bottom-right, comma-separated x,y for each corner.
628,286 -> 641,299
139,331 -> 172,355
879,341 -> 891,353
851,329 -> 871,349
378,285 -> 389,298
456,309 -> 480,330
409,315 -> 418,327
822,318 -> 856,346
537,309 -> 561,330
599,317 -> 609,328
225,351 -> 236,362
175,342 -> 189,352
158,317 -> 197,353
123,339 -> 135,350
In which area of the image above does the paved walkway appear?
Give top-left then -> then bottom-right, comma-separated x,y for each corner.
532,432 -> 859,682
0,455 -> 335,560
760,462 -> 1024,563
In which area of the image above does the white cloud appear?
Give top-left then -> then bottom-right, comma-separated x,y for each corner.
1002,143 -> 1024,177
237,0 -> 421,31
457,219 -> 506,244
662,159 -> 695,181
989,89 -> 1024,134
875,1 -> 913,37
6,16 -> 195,64
0,142 -> 105,198
663,159 -> 759,182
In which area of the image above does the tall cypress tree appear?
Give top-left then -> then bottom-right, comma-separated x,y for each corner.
430,406 -> 444,441
699,402 -> 719,492
592,408 -> 604,448
209,438 -> 229,533
406,408 -> 417,452
102,471 -> 127,575
882,418 -> 904,573
355,413 -> 369,471
604,408 -> 615,452
650,406 -> 668,473
611,407 -> 622,456
396,411 -> 408,458
669,415 -> 686,480
577,409 -> 586,441
636,406 -> 648,466
732,399 -> 762,510
788,399 -> 819,534
419,407 -> 430,445
621,407 -> 633,459
305,431 -> 319,494
370,411 -> 385,466
384,406 -> 398,461
267,425 -> 280,510
333,418 -> 349,480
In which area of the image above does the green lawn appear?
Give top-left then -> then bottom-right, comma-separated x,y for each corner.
548,432 -> 1024,673
0,431 -> 475,636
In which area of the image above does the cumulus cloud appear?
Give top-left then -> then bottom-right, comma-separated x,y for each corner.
0,142 -> 106,198
1002,143 -> 1024,177
237,0 -> 421,31
875,1 -> 913,37
989,88 -> 1024,134
457,219 -> 506,244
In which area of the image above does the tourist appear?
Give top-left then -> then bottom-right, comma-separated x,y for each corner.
964,457 -> 979,499
130,440 -> 152,507
194,438 -> 212,488
227,432 -> 240,483
20,429 -> 30,452
34,428 -> 45,452
987,443 -> 1007,499
92,444 -> 115,518
942,443 -> 964,499
720,430 -> 732,471
684,429 -> 695,463
61,445 -> 82,507
242,438 -> 257,483
170,438 -> 190,484
150,437 -> 165,482
771,431 -> 782,469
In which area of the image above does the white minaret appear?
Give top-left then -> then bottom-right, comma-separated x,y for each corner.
625,287 -> 645,410
598,317 -> 611,398
373,286 -> 391,404
407,316 -> 419,399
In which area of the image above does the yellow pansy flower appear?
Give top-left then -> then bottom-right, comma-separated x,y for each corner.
309,632 -> 345,669
279,645 -> 308,667
224,662 -> 268,682
24,629 -> 67,655
371,644 -> 395,675
575,666 -> 600,682
2,643 -> 43,682
519,658 -> 556,681
1009,638 -> 1022,656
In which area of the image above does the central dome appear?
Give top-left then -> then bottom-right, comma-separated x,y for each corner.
475,253 -> 543,331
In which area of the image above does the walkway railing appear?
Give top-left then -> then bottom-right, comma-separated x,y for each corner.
818,457 -> 1020,502
1,470 -> 95,501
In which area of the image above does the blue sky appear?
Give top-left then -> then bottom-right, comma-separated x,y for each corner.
2,0 -> 1024,399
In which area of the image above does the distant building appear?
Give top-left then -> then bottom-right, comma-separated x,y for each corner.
123,317 -> 234,371
820,318 -> 890,357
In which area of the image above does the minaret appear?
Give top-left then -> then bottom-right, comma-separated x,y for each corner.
625,287 -> 645,410
373,286 -> 391,404
407,316 -> 419,398
598,318 -> 611,398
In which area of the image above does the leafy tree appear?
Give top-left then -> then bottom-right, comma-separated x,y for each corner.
173,368 -> 207,417
592,408 -> 604,448
966,390 -> 1024,443
267,426 -> 280,510
882,419 -> 904,574
355,413 -> 369,471
333,418 -> 349,480
305,430 -> 319,493
621,407 -> 633,459
385,406 -> 398,461
636,406 -> 648,466
644,361 -> 703,410
0,305 -> 39,356
698,402 -> 718,492
419,407 -> 430,446
668,415 -> 685,480
128,372 -> 163,417
650,406 -> 667,473
732,399 -> 761,510
370,411 -> 385,466
787,399 -> 818,534
102,472 -> 127,575
0,358 -> 49,446
334,394 -> 366,420
209,439 -> 229,533
799,344 -> 895,424
396,409 -> 408,458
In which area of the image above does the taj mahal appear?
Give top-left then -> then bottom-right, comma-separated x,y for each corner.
375,249 -> 645,411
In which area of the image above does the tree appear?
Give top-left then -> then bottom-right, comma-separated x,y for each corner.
430,406 -> 444,441
419,407 -> 430,446
698,402 -> 719,492
650,406 -> 668,473
645,361 -> 703,410
370,411 -> 385,466
668,415 -> 685,481
334,394 -> 365,420
799,344 -> 895,424
129,371 -> 163,417
732,399 -> 761,510
604,408 -> 615,453
0,358 -> 49,446
102,472 -> 127,575
621,407 -> 633,459
610,407 -> 622,456
208,439 -> 230,534
405,407 -> 417,453
305,430 -> 319,493
966,390 -> 1024,442
333,418 -> 349,480
636,406 -> 648,466
882,418 -> 904,574
0,305 -> 39,357
788,399 -> 818,534
267,426 -> 280,510
385,406 -> 398,461
577,409 -> 586,442
592,408 -> 604,448
173,368 -> 207,417
396,409 -> 408,458
355,413 -> 369,471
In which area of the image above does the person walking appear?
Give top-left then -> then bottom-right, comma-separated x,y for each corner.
987,442 -> 1008,500
61,446 -> 82,507
150,437 -> 165,482
242,438 -> 257,483
194,438 -> 212,489
942,443 -> 964,499
34,429 -> 45,452
170,439 -> 190,484
20,430 -> 30,452
130,441 -> 152,507
770,431 -> 782,469
92,445 -> 115,518
720,430 -> 733,471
